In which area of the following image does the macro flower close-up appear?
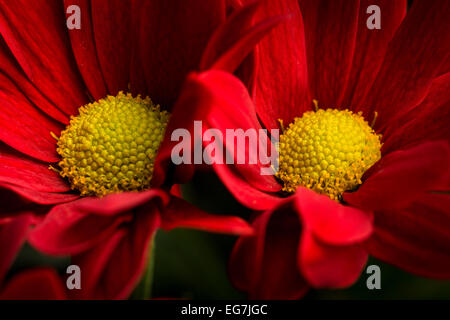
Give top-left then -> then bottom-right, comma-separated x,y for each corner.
0,0 -> 449,308
0,0 -> 274,299
173,0 -> 450,299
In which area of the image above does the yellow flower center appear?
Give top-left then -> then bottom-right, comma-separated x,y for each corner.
276,107 -> 381,200
55,92 -> 169,197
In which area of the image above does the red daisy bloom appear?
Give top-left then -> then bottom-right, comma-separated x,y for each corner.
167,0 -> 450,299
0,0 -> 281,299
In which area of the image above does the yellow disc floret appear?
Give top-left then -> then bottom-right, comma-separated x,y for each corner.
276,107 -> 381,200
55,92 -> 170,197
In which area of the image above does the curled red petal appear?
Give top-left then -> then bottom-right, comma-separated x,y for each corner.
73,189 -> 170,216
213,162 -> 282,211
203,70 -> 281,192
72,205 -> 160,299
152,72 -> 218,187
153,70 -> 282,192
299,230 -> 368,288
28,199 -> 133,256
295,187 -> 373,246
229,206 -> 309,299
0,268 -> 66,300
161,196 -> 253,236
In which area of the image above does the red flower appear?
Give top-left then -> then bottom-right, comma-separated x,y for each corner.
175,0 -> 450,299
0,0 -> 282,299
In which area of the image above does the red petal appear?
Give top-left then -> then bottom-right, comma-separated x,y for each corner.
201,1 -> 283,79
229,207 -> 309,299
0,74 -> 63,163
254,0 -> 310,130
344,141 -> 450,211
0,268 -> 66,300
203,71 -> 282,192
73,189 -> 169,216
300,0 -> 360,107
361,0 -> 450,129
0,144 -> 70,193
64,0 -> 107,101
0,0 -> 87,115
0,39 -> 69,123
366,193 -> 450,279
169,184 -> 182,198
200,1 -> 259,70
214,161 -> 282,211
343,0 -> 406,109
299,231 -> 368,288
153,70 -> 282,194
229,213 -> 269,293
152,71 -> 219,187
128,0 -> 147,97
133,0 -> 225,108
28,199 -> 133,256
295,187 -> 373,245
72,206 -> 160,299
0,182 -> 78,205
161,196 -> 253,236
382,72 -> 450,154
212,17 -> 284,77
90,0 -> 131,95
0,213 -> 32,283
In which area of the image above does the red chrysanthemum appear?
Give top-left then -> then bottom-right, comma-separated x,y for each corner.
166,0 -> 450,299
0,0 -> 283,299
